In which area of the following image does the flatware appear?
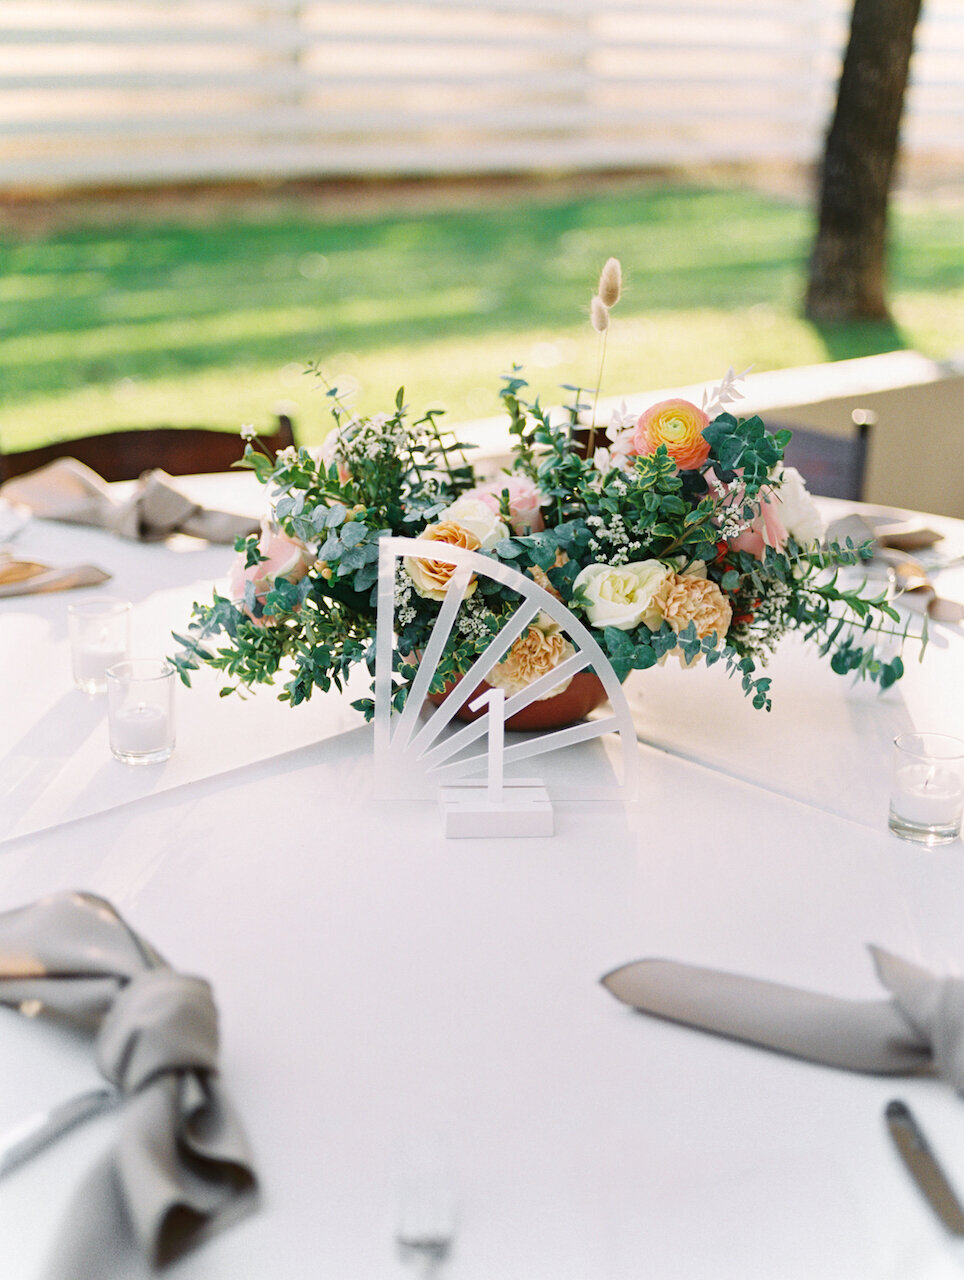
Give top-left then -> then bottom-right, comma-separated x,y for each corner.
885,1099 -> 964,1235
0,1087 -> 120,1182
879,550 -> 964,624
395,1140 -> 456,1275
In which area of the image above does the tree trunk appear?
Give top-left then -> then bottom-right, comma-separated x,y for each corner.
805,0 -> 922,322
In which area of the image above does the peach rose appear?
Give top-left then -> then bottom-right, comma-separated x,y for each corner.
464,475 -> 546,534
228,522 -> 313,623
404,521 -> 481,601
662,572 -> 732,666
488,614 -> 575,700
631,398 -> 710,471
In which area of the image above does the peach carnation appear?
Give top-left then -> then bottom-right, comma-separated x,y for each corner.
404,521 -> 481,601
488,614 -> 575,700
632,398 -> 710,472
662,572 -> 732,666
527,549 -> 569,601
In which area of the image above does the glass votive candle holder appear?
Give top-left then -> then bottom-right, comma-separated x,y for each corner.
889,733 -> 964,846
68,598 -> 132,694
107,660 -> 176,765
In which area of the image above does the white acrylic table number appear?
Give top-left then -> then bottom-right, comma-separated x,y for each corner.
438,686 -> 554,839
473,688 -> 505,806
372,535 -> 639,838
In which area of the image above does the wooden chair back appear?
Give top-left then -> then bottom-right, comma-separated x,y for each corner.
769,411 -> 874,501
0,415 -> 296,484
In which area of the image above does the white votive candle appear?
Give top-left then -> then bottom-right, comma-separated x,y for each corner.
893,765 -> 963,827
73,637 -> 129,687
107,659 -> 176,764
68,599 -> 131,694
889,733 -> 964,846
112,702 -> 170,755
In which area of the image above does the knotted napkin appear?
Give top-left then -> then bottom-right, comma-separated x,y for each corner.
0,891 -> 257,1277
602,947 -> 964,1089
0,458 -> 259,544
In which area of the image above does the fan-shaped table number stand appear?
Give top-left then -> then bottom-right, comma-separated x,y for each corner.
437,687 -> 553,837
374,537 -> 638,839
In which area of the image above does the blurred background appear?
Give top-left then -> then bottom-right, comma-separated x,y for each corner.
0,0 -> 961,510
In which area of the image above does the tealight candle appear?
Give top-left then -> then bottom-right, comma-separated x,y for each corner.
889,733 -> 964,846
68,599 -> 131,694
107,660 -> 176,765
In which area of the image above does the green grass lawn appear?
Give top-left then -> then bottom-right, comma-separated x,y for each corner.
1,181 -> 961,450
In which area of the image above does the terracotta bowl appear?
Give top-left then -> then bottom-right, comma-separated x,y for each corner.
427,670 -> 611,732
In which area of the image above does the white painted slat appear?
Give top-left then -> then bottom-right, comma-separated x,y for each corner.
0,135 -> 823,187
0,26 -> 591,54
0,70 -> 598,92
0,27 -> 828,58
0,102 -> 837,141
0,70 -> 827,94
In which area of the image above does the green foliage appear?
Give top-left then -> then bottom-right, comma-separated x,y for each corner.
701,413 -> 786,491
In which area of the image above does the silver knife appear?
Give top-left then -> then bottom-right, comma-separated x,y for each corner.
0,1087 -> 120,1181
885,1098 -> 964,1235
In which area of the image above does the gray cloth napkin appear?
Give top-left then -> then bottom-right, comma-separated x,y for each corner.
0,891 -> 258,1277
0,458 -> 258,544
602,947 -> 964,1088
825,512 -> 945,555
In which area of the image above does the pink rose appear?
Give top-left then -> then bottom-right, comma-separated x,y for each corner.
705,466 -> 789,561
229,522 -> 313,622
465,475 -> 546,534
727,486 -> 788,559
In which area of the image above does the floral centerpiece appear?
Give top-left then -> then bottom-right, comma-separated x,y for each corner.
173,259 -> 916,723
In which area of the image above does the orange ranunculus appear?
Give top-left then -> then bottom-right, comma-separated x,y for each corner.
403,521 -> 481,601
631,398 -> 710,471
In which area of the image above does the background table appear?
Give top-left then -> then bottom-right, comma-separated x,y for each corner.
1,477 -> 963,1279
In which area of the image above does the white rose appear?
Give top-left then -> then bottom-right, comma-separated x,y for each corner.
774,466 -> 825,547
438,496 -> 509,551
573,559 -> 673,632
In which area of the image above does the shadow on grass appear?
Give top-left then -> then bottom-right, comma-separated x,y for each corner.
808,315 -> 908,364
0,186 -> 813,387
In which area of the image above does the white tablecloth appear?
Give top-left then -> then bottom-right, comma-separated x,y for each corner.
1,477 -> 964,1279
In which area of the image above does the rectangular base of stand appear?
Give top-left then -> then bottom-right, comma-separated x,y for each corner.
439,779 -> 553,839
